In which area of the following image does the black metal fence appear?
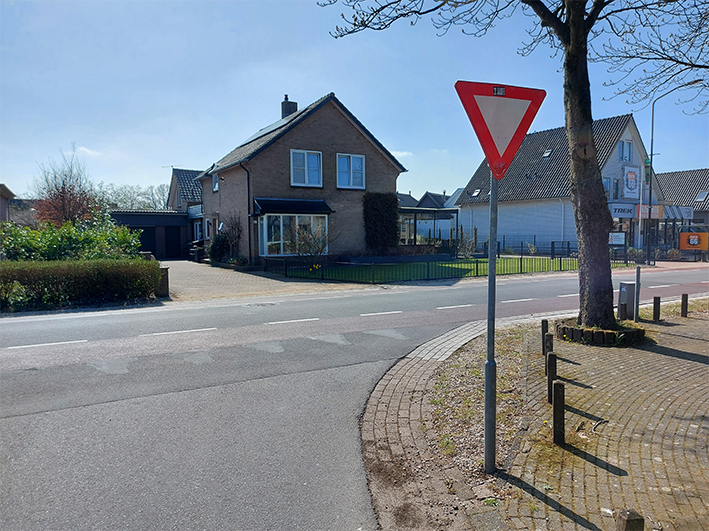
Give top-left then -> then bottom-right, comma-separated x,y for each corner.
263,252 -> 632,284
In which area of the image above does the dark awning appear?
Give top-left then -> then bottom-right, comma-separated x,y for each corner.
253,197 -> 334,216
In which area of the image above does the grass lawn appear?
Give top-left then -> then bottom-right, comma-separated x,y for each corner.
283,256 -> 629,283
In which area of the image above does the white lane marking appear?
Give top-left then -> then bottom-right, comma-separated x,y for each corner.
7,339 -> 88,350
362,291 -> 410,296
648,284 -> 676,289
702,280 -> 709,284
557,293 -> 578,298
290,295 -> 352,302
266,318 -> 320,325
436,304 -> 473,310
360,311 -> 403,317
141,327 -> 217,337
501,298 -> 536,304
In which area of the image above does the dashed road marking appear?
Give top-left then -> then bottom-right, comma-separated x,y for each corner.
266,318 -> 320,325
7,339 -> 88,350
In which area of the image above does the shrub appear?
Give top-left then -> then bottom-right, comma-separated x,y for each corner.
0,213 -> 140,261
0,259 -> 161,311
666,248 -> 682,261
363,192 -> 399,254
208,233 -> 231,263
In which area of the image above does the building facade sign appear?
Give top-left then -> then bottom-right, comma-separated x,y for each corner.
638,204 -> 663,219
608,203 -> 636,218
622,166 -> 641,199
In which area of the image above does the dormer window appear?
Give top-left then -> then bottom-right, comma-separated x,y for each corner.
618,141 -> 633,163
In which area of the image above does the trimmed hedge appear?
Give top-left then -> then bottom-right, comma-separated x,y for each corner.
363,192 -> 399,254
0,259 -> 162,311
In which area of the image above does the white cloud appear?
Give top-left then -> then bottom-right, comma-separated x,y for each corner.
391,150 -> 414,158
76,146 -> 104,158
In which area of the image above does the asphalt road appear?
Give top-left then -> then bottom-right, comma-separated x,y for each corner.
0,266 -> 707,530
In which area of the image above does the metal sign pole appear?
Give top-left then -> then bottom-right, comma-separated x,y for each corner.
485,170 -> 498,474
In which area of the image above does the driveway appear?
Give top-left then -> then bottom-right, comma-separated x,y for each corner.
163,260 -> 371,301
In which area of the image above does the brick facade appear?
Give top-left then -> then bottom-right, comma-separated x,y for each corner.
200,97 -> 403,263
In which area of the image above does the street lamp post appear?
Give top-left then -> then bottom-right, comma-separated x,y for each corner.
647,79 -> 702,264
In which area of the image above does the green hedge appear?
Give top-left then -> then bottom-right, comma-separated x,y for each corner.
0,216 -> 141,261
363,192 -> 399,254
0,259 -> 162,311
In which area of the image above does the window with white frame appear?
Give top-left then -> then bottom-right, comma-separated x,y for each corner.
258,214 -> 328,256
205,219 -> 211,240
212,173 -> 219,192
618,141 -> 633,163
337,154 -> 365,189
194,221 -> 203,241
291,150 -> 322,187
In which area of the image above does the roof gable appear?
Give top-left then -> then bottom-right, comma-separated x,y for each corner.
209,93 -> 406,175
417,192 -> 447,208
456,114 -> 634,205
656,168 -> 709,211
170,168 -> 203,203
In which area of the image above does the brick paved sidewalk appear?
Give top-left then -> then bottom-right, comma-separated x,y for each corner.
362,305 -> 709,530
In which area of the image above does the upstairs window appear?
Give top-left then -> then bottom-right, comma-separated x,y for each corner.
695,191 -> 708,202
291,150 -> 322,187
618,141 -> 633,163
337,154 -> 365,189
212,173 -> 219,192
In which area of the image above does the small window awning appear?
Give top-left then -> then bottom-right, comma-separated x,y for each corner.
253,197 -> 334,216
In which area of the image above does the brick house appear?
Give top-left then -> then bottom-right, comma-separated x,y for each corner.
198,93 -> 406,264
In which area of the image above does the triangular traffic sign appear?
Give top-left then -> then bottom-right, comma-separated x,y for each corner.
455,81 -> 546,180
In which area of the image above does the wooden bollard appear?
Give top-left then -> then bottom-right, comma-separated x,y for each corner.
541,319 -> 549,357
544,333 -> 554,376
547,352 -> 557,404
552,380 -> 565,446
653,296 -> 661,322
616,508 -> 644,530
619,302 -> 627,320
681,293 -> 689,317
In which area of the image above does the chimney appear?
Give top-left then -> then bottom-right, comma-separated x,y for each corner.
282,94 -> 298,119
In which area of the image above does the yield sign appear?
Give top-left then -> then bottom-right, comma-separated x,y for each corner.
455,81 -> 546,179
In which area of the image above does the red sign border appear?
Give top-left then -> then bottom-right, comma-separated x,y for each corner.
455,81 -> 546,179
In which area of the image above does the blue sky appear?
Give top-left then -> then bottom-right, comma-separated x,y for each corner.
1,0 -> 707,200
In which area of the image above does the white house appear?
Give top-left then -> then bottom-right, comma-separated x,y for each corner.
455,114 -> 668,252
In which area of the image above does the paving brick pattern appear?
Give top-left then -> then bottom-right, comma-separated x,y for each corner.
503,316 -> 709,530
362,309 -> 709,530
164,260 -> 368,301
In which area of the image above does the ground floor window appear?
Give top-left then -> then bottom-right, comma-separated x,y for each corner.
194,221 -> 203,241
258,214 -> 328,256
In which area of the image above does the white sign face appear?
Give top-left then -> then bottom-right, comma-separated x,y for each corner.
609,232 -> 626,246
473,95 -> 531,156
609,203 -> 635,218
623,166 -> 640,199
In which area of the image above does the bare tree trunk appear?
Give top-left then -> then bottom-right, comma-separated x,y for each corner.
564,2 -> 616,329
